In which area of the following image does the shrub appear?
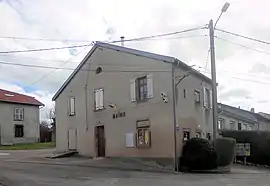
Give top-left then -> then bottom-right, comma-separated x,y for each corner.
215,138 -> 236,166
221,131 -> 270,166
180,138 -> 217,170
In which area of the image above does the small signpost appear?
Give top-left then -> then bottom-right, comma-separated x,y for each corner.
235,143 -> 251,164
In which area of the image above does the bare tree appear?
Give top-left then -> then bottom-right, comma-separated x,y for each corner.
47,104 -> 56,142
48,104 -> 56,126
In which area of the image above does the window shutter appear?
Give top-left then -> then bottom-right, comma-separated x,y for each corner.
95,90 -> 100,110
99,89 -> 104,109
20,108 -> 24,120
70,97 -> 75,115
14,108 -> 18,120
203,87 -> 207,107
209,90 -> 213,109
147,73 -> 154,98
130,79 -> 136,102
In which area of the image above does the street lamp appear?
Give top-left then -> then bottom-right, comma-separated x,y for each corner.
214,2 -> 230,28
209,2 -> 230,147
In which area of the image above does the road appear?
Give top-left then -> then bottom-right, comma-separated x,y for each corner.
0,150 -> 270,186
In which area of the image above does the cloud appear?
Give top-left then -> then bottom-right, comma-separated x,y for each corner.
219,88 -> 251,101
249,63 -> 270,74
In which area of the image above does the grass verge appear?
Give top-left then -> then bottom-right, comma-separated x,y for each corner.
0,142 -> 55,150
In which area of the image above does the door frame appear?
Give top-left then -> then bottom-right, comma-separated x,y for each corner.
95,125 -> 106,157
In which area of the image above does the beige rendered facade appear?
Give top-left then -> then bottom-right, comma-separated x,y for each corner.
53,42 -> 213,160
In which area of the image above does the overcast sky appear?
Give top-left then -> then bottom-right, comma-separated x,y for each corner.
1,0 -> 270,120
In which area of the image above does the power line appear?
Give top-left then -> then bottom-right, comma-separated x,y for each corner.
0,60 -> 172,72
0,34 -> 206,62
109,25 -> 207,43
0,36 -> 93,43
0,26 -> 206,54
215,36 -> 270,56
1,59 -> 270,85
0,44 -> 91,54
215,28 -> 270,45
201,70 -> 270,85
23,44 -> 93,88
117,34 -> 207,42
0,54 -> 80,63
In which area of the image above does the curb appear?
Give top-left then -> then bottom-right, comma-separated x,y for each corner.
5,160 -> 174,174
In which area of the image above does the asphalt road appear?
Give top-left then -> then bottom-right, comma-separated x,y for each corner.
0,150 -> 270,186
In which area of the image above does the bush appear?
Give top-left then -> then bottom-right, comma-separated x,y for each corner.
221,131 -> 270,166
215,138 -> 236,166
180,138 -> 217,171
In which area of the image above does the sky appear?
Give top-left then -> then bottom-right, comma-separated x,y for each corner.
1,0 -> 270,120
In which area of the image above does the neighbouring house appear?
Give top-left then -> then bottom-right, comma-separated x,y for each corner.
52,42 -> 213,162
0,89 -> 44,145
218,103 -> 270,131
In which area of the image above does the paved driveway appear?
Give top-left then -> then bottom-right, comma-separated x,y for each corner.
0,149 -> 270,186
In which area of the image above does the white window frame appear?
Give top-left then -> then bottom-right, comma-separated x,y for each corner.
14,108 -> 24,121
130,74 -> 154,103
230,120 -> 236,130
68,97 -> 75,116
194,90 -> 200,103
218,118 -> 225,130
94,88 -> 104,111
203,87 -> 212,109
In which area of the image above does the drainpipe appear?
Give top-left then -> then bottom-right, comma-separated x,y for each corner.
172,60 -> 178,172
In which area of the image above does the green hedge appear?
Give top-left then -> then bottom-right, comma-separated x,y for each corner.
180,138 -> 217,171
179,137 -> 236,171
221,131 -> 270,165
215,138 -> 236,166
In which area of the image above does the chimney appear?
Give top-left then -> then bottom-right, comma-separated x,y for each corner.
250,108 -> 255,113
120,36 -> 125,46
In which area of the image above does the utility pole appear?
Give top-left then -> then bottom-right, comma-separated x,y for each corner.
172,63 -> 192,172
209,2 -> 230,146
209,19 -> 218,145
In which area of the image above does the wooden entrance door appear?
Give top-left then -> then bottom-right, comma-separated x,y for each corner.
95,126 -> 105,157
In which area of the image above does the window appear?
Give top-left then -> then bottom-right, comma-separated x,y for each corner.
195,132 -> 201,138
130,74 -> 153,102
14,108 -> 24,121
94,88 -> 104,110
194,90 -> 200,103
243,124 -> 247,131
14,125 -> 24,138
136,120 -> 151,147
183,131 -> 190,142
137,76 -> 148,101
203,87 -> 212,109
247,125 -> 252,131
238,122 -> 242,130
183,89 -> 186,99
68,97 -> 75,116
230,121 -> 236,130
218,118 -> 225,130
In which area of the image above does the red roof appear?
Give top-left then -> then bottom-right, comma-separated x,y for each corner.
0,89 -> 44,106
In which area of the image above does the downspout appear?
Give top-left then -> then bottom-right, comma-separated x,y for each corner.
84,61 -> 91,131
172,59 -> 179,172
